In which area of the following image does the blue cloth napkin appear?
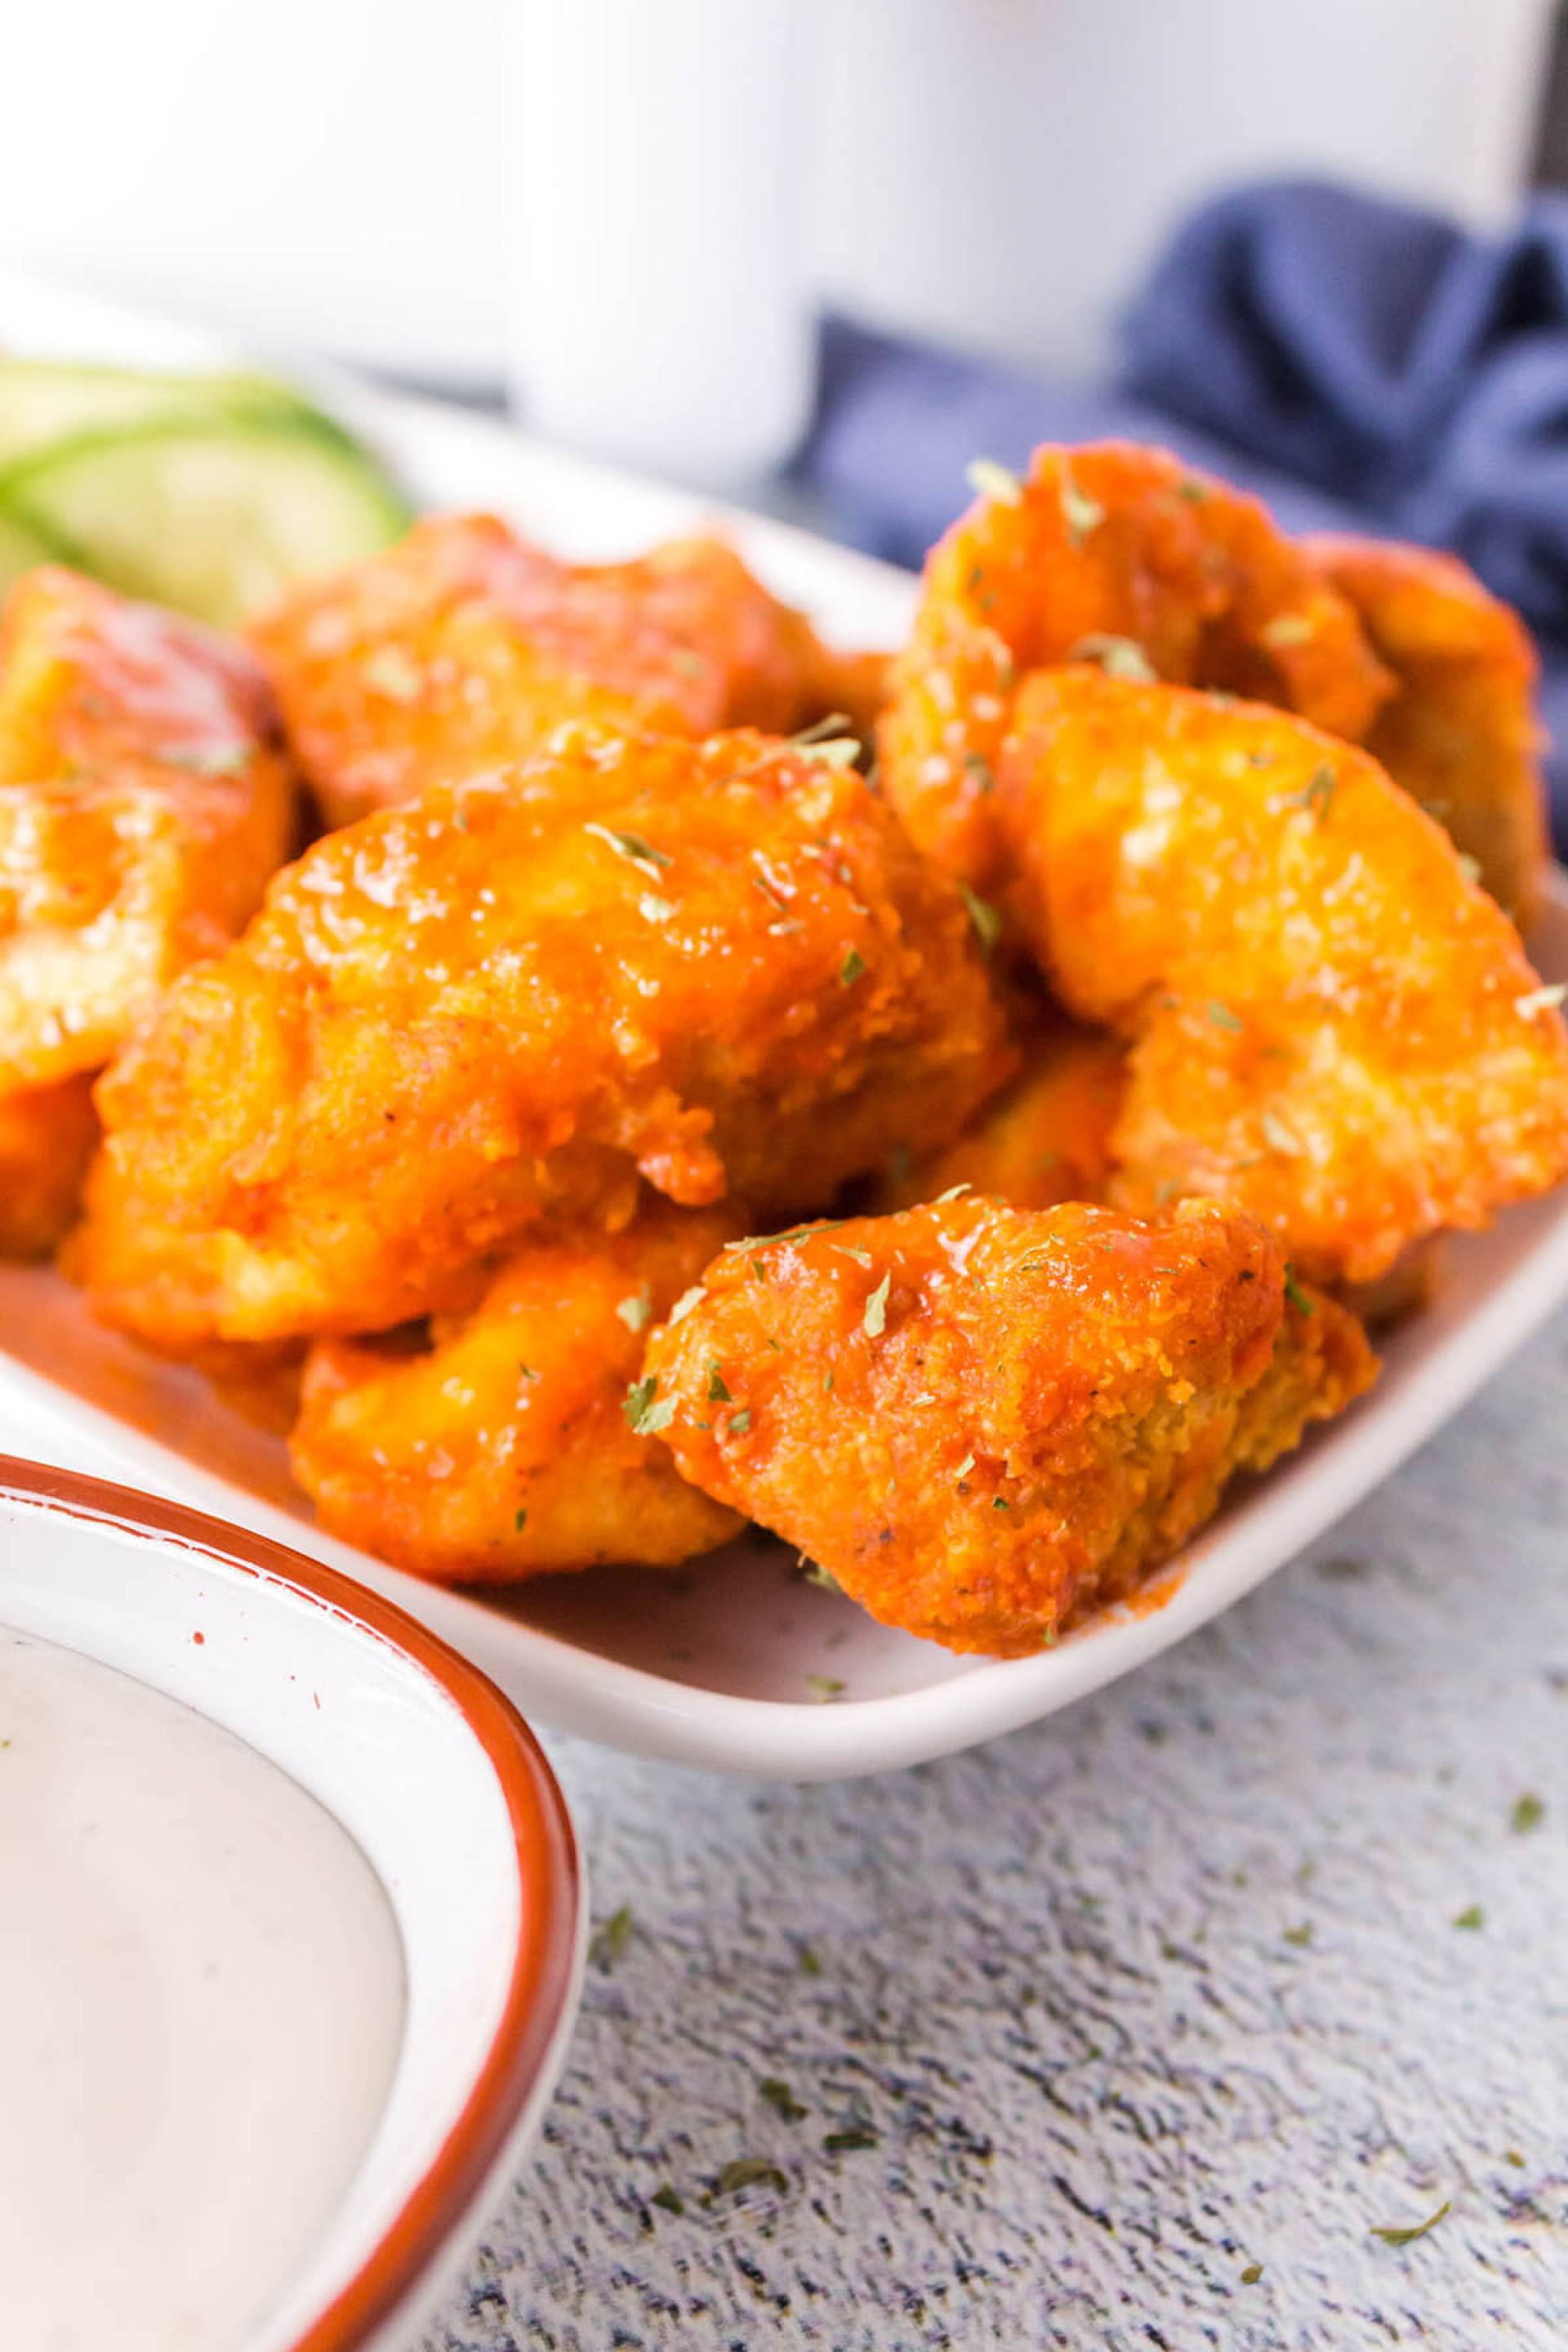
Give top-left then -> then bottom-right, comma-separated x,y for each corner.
794,177 -> 1568,843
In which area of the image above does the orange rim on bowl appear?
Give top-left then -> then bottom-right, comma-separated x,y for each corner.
0,1453 -> 581,2352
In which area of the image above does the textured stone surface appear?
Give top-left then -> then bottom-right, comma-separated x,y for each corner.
421,1315 -> 1568,2351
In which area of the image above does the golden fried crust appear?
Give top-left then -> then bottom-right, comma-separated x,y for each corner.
880,442 -> 1390,890
643,1196 -> 1374,1657
251,514 -> 887,827
866,1011 -> 1126,1213
0,568 -> 296,1093
0,1073 -> 98,1258
72,725 -> 1011,1348
1304,533 -> 1548,929
291,1201 -> 742,1583
997,668 -> 1568,1285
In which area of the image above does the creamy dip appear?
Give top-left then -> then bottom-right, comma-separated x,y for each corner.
0,1628 -> 405,2352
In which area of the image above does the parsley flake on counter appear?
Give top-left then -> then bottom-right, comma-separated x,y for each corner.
1512,1793 -> 1545,1833
965,456 -> 1022,507
617,1289 -> 653,1332
713,2158 -> 788,2198
1370,2198 -> 1450,2247
590,1902 -> 634,1971
1453,1904 -> 1484,1929
824,2128 -> 880,2154
1282,1922 -> 1314,1948
863,1273 -> 891,1336
807,1674 -> 845,1703
649,2183 -> 684,2215
760,2077 -> 809,2123
798,1942 -> 823,1976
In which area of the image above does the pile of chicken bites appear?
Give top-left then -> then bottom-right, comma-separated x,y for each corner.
8,442 -> 1568,1659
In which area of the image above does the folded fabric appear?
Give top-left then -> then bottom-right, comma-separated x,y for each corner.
792,179 -> 1568,845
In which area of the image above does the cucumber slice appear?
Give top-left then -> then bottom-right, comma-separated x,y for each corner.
0,501 -> 76,595
1,414 -> 412,626
0,358 -> 314,468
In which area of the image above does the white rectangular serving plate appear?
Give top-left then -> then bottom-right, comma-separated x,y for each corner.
2,273 -> 1567,1780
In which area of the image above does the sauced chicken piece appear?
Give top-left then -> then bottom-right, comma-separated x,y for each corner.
251,513 -> 889,826
642,1196 -> 1374,1657
72,724 -> 1010,1348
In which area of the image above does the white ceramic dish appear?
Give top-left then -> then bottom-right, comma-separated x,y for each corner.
0,1456 -> 582,2352
2,274 -> 1567,1780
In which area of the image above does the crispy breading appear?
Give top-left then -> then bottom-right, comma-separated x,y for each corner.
880,442 -> 1390,889
996,668 -> 1568,1285
642,1196 -> 1374,1657
866,1009 -> 1126,1214
0,1074 -> 99,1258
252,514 -> 888,826
1305,533 -> 1548,926
291,1200 -> 742,1582
0,568 -> 295,1091
71,724 -> 1011,1348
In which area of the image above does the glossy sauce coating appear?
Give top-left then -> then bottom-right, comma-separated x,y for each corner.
997,668 -> 1568,1285
880,442 -> 1390,890
644,1196 -> 1374,1656
74,724 -> 1010,1347
292,1200 -> 742,1581
252,514 -> 887,826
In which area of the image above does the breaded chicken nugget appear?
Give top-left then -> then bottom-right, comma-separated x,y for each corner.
0,1074 -> 99,1258
642,1196 -> 1374,1656
1304,534 -> 1548,927
73,724 -> 1010,1349
252,514 -> 887,827
291,1200 -> 742,1582
880,442 -> 1390,890
0,569 -> 294,1253
997,669 -> 1568,1285
866,1009 -> 1126,1214
0,568 -> 295,1090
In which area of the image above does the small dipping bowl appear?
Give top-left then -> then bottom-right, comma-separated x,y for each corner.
0,1454 -> 583,2352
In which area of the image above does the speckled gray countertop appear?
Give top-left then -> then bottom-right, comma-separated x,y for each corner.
421,1310 -> 1568,2352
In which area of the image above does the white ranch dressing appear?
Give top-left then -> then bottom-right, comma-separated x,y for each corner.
0,1627 -> 405,2351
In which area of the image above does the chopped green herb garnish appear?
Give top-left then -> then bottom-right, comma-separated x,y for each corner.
590,1902 -> 634,1971
934,1181 -> 972,1202
1178,476 -> 1210,504
823,2128 -> 879,2154
1208,1000 -> 1244,1031
964,751 -> 996,794
518,1361 -> 540,1382
760,2077 -> 808,2123
1285,763 -> 1337,825
863,1273 -> 891,1337
801,1560 -> 840,1591
617,1289 -> 653,1332
728,1408 -> 752,1436
650,2183 -> 684,2214
965,456 -> 1022,506
583,822 -> 671,874
1453,1904 -> 1485,1930
833,1242 -> 873,1267
1370,2199 -> 1450,2247
954,1454 -> 976,1481
991,1495 -> 1009,1511
1261,1108 -> 1303,1156
960,882 -> 1002,952
807,1674 -> 845,1703
791,711 -> 854,748
798,1942 -> 822,1975
822,1369 -> 835,1394
713,2158 -> 788,2198
1068,633 -> 1157,683
514,1508 -> 528,1532
840,947 -> 867,987
1512,1793 -> 1545,1833
707,1366 -> 731,1403
1505,2149 -> 1526,2168
1283,1267 -> 1314,1316
624,1375 -> 675,1436
668,1284 -> 705,1325
1058,459 -> 1104,546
